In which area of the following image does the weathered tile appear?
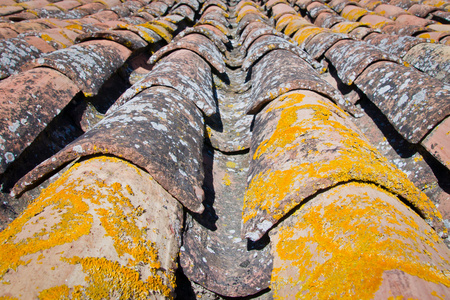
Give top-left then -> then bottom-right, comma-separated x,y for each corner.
293,26 -> 328,48
242,90 -> 445,241
270,182 -> 450,298
381,23 -> 430,36
0,27 -> 18,39
173,26 -> 228,52
240,26 -> 289,54
363,32 -> 426,58
403,43 -> 450,84
325,39 -> 400,85
359,13 -> 395,27
395,14 -> 435,27
0,68 -> 80,173
271,3 -> 297,20
246,50 -> 344,114
422,116 -> 450,170
13,86 -> 206,214
354,61 -> 450,143
314,12 -> 347,28
341,5 -> 370,21
118,49 -> 217,116
75,29 -> 148,50
0,38 -> 43,79
304,31 -> 349,59
171,4 -> 195,22
408,3 -> 439,17
29,40 -> 131,96
374,3 -> 409,19
242,34 -> 322,71
0,6 -> 23,16
328,0 -> 360,13
307,1 -> 335,18
148,33 -> 226,73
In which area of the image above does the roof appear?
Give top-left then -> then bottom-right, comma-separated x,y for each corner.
0,0 -> 449,298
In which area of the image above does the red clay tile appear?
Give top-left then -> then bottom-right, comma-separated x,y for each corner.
431,10 -> 450,23
242,34 -> 321,71
359,13 -> 394,27
199,0 -> 228,14
382,23 -> 430,36
145,1 -> 169,16
13,86 -> 206,214
422,116 -> 450,170
388,0 -> 416,10
75,29 -> 148,50
118,49 -> 217,116
246,49 -> 344,114
52,0 -> 82,10
348,25 -> 375,39
354,61 -> 450,143
196,23 -> 229,43
395,14 -> 435,27
341,5 -> 370,21
0,27 -> 18,39
171,4 -> 195,22
8,21 -> 51,33
408,3 -> 439,17
240,26 -> 286,52
5,11 -> 39,21
0,67 -> 80,173
314,11 -> 347,27
0,38 -> 43,79
325,39 -> 400,85
374,4 -> 410,19
24,36 -> 56,53
358,0 -> 382,10
307,1 -> 335,19
174,27 -> 228,52
0,0 -> 16,5
271,3 -> 297,20
304,31 -> 349,59
173,0 -> 199,11
441,35 -> 450,45
17,0 -> 50,9
417,31 -> 450,42
149,33 -> 226,73
29,40 -> 131,96
0,6 -> 23,16
328,0 -> 360,13
403,43 -> 450,83
96,0 -> 121,8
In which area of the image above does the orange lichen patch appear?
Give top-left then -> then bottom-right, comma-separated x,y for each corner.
292,27 -> 326,45
38,285 -> 70,300
270,182 -> 450,299
276,14 -> 301,32
223,173 -> 232,186
284,18 -> 315,36
0,164 -> 93,279
237,6 -> 267,22
138,23 -> 172,43
332,22 -> 370,33
243,91 -> 443,237
0,156 -> 179,299
342,8 -> 369,21
63,256 -> 171,299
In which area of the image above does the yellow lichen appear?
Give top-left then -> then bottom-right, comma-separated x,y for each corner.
243,92 -> 443,232
271,183 -> 450,299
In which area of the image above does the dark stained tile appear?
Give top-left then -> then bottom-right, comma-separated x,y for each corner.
402,42 -> 450,83
246,49 -> 344,114
13,86 -> 206,214
119,49 -> 217,116
241,34 -> 322,71
28,40 -> 132,96
0,67 -> 80,173
354,61 -> 450,143
148,33 -> 226,73
324,39 -> 401,85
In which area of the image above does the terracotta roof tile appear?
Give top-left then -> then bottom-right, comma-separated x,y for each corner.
27,40 -> 131,96
75,29 -> 148,50
0,67 -> 80,173
422,116 -> 450,169
0,37 -> 43,79
354,61 -> 450,143
363,31 -> 426,57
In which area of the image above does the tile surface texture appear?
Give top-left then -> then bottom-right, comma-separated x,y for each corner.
0,0 -> 449,298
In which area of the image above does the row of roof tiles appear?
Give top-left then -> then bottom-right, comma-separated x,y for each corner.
0,0 -> 449,297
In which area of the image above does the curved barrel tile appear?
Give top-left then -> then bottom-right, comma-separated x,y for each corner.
422,116 -> 450,170
173,26 -> 228,52
75,30 -> 148,50
199,0 -> 228,15
284,17 -> 315,36
236,13 -> 273,36
304,31 -> 349,59
0,38 -> 43,80
148,33 -> 226,73
171,4 -> 195,22
242,90 -> 445,241
270,182 -> 450,299
242,34 -> 322,71
403,43 -> 450,84
292,26 -> 328,49
324,39 -> 401,85
1,156 -> 184,299
381,23 -> 430,36
354,61 -> 450,144
246,49 -> 344,114
28,40 -> 131,97
13,86 -> 206,214
240,26 -> 289,53
307,2 -> 335,19
0,68 -> 80,173
314,12 -> 348,28
363,32 -> 426,58
116,49 -> 216,116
